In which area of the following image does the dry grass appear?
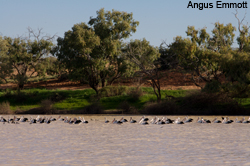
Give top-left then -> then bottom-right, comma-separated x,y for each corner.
0,101 -> 13,114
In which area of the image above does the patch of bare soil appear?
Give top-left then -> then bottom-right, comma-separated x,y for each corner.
0,70 -> 204,90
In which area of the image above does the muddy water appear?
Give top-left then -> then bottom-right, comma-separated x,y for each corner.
0,115 -> 250,166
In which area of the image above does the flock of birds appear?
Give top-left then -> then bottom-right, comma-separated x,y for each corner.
1,115 -> 250,125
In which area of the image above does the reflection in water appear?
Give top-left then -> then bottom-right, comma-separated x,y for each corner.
0,115 -> 250,165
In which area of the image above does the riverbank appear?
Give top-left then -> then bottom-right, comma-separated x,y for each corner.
0,86 -> 249,115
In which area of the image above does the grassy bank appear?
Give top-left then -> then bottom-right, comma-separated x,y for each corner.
0,87 -> 186,114
0,86 -> 249,115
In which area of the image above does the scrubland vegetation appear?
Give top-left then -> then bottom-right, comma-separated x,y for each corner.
0,9 -> 250,115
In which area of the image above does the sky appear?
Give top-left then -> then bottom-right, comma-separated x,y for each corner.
0,0 -> 249,48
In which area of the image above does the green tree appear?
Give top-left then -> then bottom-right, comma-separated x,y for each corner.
170,25 -> 226,88
208,22 -> 236,53
0,28 -> 55,90
221,51 -> 250,97
54,8 -> 139,94
0,36 -> 13,83
123,39 -> 161,102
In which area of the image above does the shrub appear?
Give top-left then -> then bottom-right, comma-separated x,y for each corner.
127,87 -> 144,101
0,101 -> 13,114
3,89 -> 14,98
82,102 -> 103,114
50,92 -> 65,102
179,91 -> 245,115
118,101 -> 139,114
202,80 -> 222,93
99,86 -> 129,98
141,100 -> 180,115
40,99 -> 54,114
3,90 -> 30,103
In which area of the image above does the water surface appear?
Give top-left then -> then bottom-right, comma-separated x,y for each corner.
0,115 -> 250,165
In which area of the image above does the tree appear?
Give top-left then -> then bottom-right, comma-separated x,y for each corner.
123,39 -> 162,102
208,22 -> 236,53
169,36 -> 222,88
54,23 -> 101,94
0,36 -> 13,84
234,10 -> 250,52
221,51 -> 250,97
0,28 -> 55,90
169,23 -> 235,88
54,8 -> 139,94
158,41 -> 179,70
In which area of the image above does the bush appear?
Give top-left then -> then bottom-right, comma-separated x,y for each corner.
50,92 -> 63,102
82,102 -> 103,114
99,86 -> 129,98
0,101 -> 13,114
141,100 -> 180,115
3,90 -> 35,103
202,80 -> 222,93
179,91 -> 245,115
3,89 -> 15,98
40,99 -> 54,114
118,101 -> 139,114
127,87 -> 144,101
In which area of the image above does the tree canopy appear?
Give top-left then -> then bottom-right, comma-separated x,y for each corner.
54,8 -> 139,94
0,28 -> 55,89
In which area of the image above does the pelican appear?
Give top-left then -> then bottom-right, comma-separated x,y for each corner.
105,117 -> 109,123
150,116 -> 157,124
222,117 -> 232,124
129,117 -> 136,123
81,117 -> 88,123
139,116 -> 149,124
64,117 -> 69,123
45,118 -> 51,124
156,117 -> 165,125
0,116 -> 7,122
235,117 -> 243,123
174,117 -> 184,124
73,118 -> 82,124
112,118 -> 122,124
212,117 -> 221,123
242,117 -> 250,123
197,117 -> 203,123
57,116 -> 64,121
183,116 -> 193,123
29,117 -> 37,124
119,117 -> 127,122
165,117 -> 174,124
140,120 -> 149,125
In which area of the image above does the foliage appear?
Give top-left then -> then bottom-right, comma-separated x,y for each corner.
40,99 -> 54,114
123,38 -> 162,102
158,42 -> 179,70
54,8 -> 139,94
208,22 -> 236,53
127,87 -> 144,101
142,100 -> 180,115
169,23 -> 236,89
202,80 -> 222,93
82,102 -> 104,114
178,91 -> 245,115
98,85 -> 129,97
220,51 -> 250,97
0,28 -> 55,90
118,101 -> 139,114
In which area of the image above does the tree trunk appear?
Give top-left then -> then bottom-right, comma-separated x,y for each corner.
101,78 -> 106,88
150,78 -> 161,103
19,84 -> 24,90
